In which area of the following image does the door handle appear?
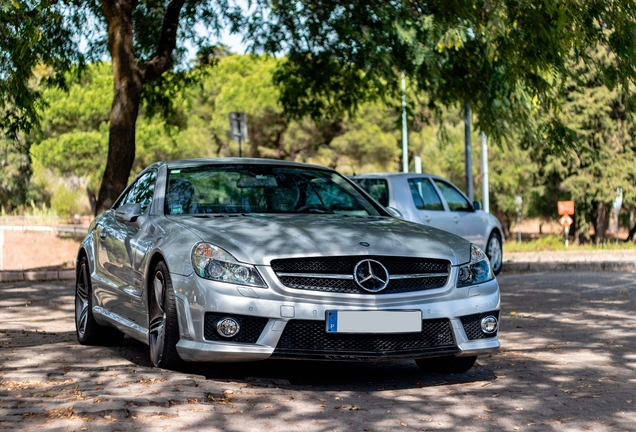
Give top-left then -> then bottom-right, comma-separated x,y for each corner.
99,230 -> 108,240
454,217 -> 459,223
423,215 -> 431,222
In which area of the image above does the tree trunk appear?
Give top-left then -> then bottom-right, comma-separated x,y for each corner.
626,206 -> 636,242
96,0 -> 143,214
94,0 -> 185,215
594,202 -> 608,244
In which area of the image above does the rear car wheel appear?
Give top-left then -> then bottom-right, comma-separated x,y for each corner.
486,231 -> 503,275
415,355 -> 477,374
75,256 -> 124,346
149,261 -> 183,369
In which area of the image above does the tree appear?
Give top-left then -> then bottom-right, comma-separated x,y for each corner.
246,0 -> 636,145
2,0 -> 237,214
526,46 -> 636,243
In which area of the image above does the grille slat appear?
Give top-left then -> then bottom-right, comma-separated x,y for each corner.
275,318 -> 455,355
271,256 -> 450,294
459,311 -> 500,340
204,313 -> 268,343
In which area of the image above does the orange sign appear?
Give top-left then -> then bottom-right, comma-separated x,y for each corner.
558,201 -> 575,215
559,214 -> 573,228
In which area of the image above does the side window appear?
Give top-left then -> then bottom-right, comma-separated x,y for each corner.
116,171 -> 157,213
408,178 -> 444,211
355,179 -> 389,207
434,180 -> 472,212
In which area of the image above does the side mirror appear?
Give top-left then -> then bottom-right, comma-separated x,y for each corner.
472,201 -> 482,211
385,206 -> 403,219
115,203 -> 143,226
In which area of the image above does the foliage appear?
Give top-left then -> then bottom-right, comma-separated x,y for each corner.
505,235 -> 636,252
526,46 -> 636,242
50,185 -> 82,218
246,0 -> 636,147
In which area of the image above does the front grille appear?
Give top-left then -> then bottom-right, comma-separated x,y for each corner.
274,318 -> 455,356
271,256 -> 450,294
203,313 -> 268,343
271,256 -> 449,274
460,311 -> 500,340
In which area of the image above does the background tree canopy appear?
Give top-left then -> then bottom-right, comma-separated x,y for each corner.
3,0 -> 636,242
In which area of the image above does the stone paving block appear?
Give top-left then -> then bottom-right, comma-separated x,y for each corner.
72,400 -> 128,416
501,262 -> 529,273
58,270 -> 75,280
0,406 -> 47,416
0,272 -> 24,282
126,405 -> 179,418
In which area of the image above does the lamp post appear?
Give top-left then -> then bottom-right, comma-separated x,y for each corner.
515,195 -> 523,243
401,73 -> 409,173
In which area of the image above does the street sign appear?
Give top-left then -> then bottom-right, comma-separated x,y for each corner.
613,187 -> 623,213
229,112 -> 248,141
559,214 -> 573,228
613,188 -> 623,243
558,201 -> 574,215
229,112 -> 248,157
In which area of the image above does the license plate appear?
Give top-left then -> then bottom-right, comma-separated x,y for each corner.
325,311 -> 422,334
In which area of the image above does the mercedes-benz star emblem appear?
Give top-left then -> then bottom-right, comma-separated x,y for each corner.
353,259 -> 390,292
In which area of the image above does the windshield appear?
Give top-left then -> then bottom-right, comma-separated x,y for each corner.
165,165 -> 383,216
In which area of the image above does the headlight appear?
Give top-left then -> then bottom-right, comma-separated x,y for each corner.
191,243 -> 267,288
456,244 -> 494,288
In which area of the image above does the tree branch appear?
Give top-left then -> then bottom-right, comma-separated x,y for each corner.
140,0 -> 187,82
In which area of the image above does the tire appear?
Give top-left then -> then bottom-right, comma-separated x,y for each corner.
415,355 -> 477,374
75,256 -> 124,346
148,261 -> 183,370
486,231 -> 503,275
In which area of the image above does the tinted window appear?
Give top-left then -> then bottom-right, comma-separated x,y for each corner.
434,180 -> 472,211
116,171 -> 157,213
354,179 -> 389,206
408,178 -> 444,211
165,165 -> 382,216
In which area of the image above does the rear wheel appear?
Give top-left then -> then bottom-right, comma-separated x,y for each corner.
75,256 -> 124,346
486,231 -> 503,275
415,355 -> 477,374
148,261 -> 183,370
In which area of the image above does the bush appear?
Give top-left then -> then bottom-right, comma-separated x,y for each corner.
50,185 -> 82,218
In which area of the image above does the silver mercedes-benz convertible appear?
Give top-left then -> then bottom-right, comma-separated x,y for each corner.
75,158 -> 500,373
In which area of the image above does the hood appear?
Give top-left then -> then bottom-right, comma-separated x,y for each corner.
168,215 -> 471,266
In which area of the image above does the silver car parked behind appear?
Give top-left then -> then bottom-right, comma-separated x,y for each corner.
351,173 -> 504,275
75,159 -> 500,372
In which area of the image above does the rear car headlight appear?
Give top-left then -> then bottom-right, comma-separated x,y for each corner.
457,244 -> 494,288
191,243 -> 267,288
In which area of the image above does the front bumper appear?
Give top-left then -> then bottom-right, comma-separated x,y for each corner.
170,266 -> 501,362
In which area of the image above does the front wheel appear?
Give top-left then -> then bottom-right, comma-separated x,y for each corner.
415,355 -> 477,374
486,231 -> 503,275
148,261 -> 183,370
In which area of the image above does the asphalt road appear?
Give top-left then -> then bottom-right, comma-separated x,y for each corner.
1,272 -> 635,431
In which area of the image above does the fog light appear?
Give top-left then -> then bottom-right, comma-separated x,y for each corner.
217,317 -> 240,338
481,315 -> 498,334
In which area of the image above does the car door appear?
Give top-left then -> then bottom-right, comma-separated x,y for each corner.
406,177 -> 459,234
432,179 -> 485,245
97,170 -> 157,322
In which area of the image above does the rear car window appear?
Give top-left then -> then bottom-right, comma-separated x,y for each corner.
353,179 -> 389,207
434,180 -> 472,211
408,178 -> 444,211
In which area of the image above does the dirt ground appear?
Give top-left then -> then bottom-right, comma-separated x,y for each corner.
0,231 -> 81,270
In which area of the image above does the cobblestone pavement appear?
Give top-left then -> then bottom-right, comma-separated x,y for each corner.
1,273 -> 635,431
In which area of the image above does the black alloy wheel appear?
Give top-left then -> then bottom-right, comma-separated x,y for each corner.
75,256 -> 124,345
